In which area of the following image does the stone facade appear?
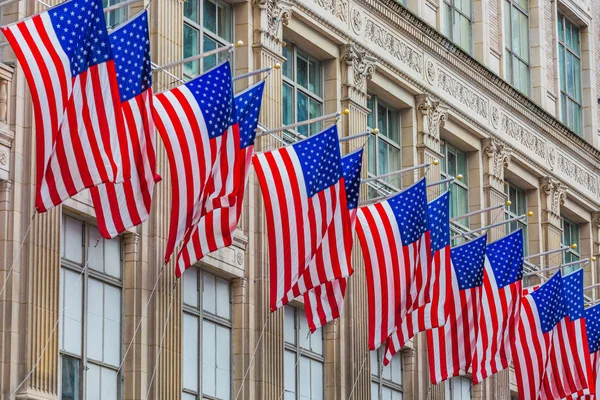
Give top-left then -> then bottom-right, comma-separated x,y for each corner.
0,0 -> 600,399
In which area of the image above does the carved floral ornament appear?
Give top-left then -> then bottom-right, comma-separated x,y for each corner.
315,0 -> 347,22
541,177 -> 567,216
483,138 -> 510,180
416,95 -> 448,140
254,0 -> 293,38
340,43 -> 376,93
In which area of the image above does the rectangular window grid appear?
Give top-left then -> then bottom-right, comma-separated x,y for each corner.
182,269 -> 233,400
557,13 -> 582,135
441,142 -> 469,245
370,348 -> 404,399
561,217 -> 580,274
447,376 -> 472,399
59,215 -> 123,400
282,44 -> 324,138
442,0 -> 473,54
284,306 -> 324,400
503,0 -> 530,95
504,182 -> 528,255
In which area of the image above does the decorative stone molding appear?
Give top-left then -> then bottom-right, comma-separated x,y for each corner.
123,231 -> 140,249
592,212 -> 600,229
438,68 -> 488,119
483,138 -> 510,190
416,94 -> 447,152
314,0 -> 347,21
340,43 -> 376,104
254,0 -> 293,54
540,177 -> 567,225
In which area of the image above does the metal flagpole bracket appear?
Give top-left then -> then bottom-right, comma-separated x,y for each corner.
524,244 -> 576,261
524,257 -> 595,277
450,213 -> 532,241
361,160 -> 439,184
233,63 -> 281,82
426,175 -> 462,189
585,281 -> 600,291
152,41 -> 244,73
339,128 -> 378,143
450,200 -> 510,222
255,109 -> 349,137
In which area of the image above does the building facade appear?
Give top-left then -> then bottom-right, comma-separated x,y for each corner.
0,0 -> 600,398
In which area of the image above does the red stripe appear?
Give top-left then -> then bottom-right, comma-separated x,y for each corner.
356,211 -> 377,350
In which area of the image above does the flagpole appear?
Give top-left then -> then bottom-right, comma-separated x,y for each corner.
361,160 -> 439,184
524,244 -> 575,260
233,64 -> 280,81
524,257 -> 595,277
450,201 -> 511,222
359,175 -> 462,205
339,129 -> 378,143
103,0 -> 139,12
255,110 -> 348,137
426,176 -> 461,188
585,282 -> 600,291
152,41 -> 244,72
450,214 -> 531,240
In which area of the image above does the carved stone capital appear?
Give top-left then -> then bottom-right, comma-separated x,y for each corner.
253,0 -> 293,54
122,231 -> 140,249
593,212 -> 600,230
540,177 -> 566,226
416,94 -> 448,153
483,138 -> 510,189
340,43 -> 376,98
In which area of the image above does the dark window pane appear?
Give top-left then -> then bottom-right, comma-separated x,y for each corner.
184,0 -> 199,23
217,3 -> 232,41
184,25 -> 200,77
296,54 -> 308,89
297,92 -> 309,136
282,46 -> 293,79
202,35 -> 217,71
282,83 -> 294,125
61,355 -> 80,400
203,0 -> 217,34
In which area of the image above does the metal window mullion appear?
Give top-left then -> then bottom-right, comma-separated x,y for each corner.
198,270 -> 204,399
81,224 -> 90,399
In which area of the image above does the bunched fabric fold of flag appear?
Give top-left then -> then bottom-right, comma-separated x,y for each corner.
580,303 -> 600,400
303,148 -> 363,332
252,125 -> 353,312
2,0 -> 127,212
153,61 -> 235,267
90,11 -> 160,239
426,234 -> 487,384
512,272 -> 567,400
175,81 -> 265,276
471,229 -> 524,384
357,178 -> 431,351
383,191 -> 451,366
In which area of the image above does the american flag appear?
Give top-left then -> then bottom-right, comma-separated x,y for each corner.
153,61 -> 234,265
174,81 -> 265,276
512,272 -> 567,400
582,303 -> 600,399
356,178 -> 431,350
383,191 -> 451,366
303,148 -> 363,332
471,229 -> 523,383
426,234 -> 487,384
252,125 -> 353,312
2,0 -> 127,212
541,269 -> 593,398
89,11 -> 160,239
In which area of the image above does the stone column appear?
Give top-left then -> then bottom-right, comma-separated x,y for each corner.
338,42 -> 374,400
481,138 -> 510,241
415,94 -> 447,200
539,178 -> 567,275
592,213 -> 600,299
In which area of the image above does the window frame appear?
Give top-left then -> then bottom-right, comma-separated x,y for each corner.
103,0 -> 129,28
561,217 -> 581,271
281,44 -> 325,139
503,0 -> 531,95
443,0 -> 474,54
183,0 -> 235,79
284,306 -> 325,400
557,13 -> 583,135
447,376 -> 472,399
504,182 -> 528,255
59,215 -> 124,400
182,269 -> 233,400
370,347 -> 404,399
366,94 -> 402,197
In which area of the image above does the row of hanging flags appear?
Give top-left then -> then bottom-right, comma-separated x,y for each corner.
4,0 -> 600,397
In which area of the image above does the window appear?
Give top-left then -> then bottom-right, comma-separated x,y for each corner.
282,44 -> 324,138
182,269 -> 232,400
442,0 -> 473,53
447,377 -> 471,399
505,183 -> 528,255
367,95 -> 402,197
558,13 -> 582,135
59,215 -> 122,400
284,307 -> 324,400
504,0 -> 530,95
562,217 -> 580,273
370,349 -> 404,400
103,0 -> 129,28
441,142 -> 469,225
183,0 -> 233,78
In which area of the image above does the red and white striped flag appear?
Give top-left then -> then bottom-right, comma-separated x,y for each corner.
581,303 -> 600,399
471,229 -> 524,384
174,81 -> 265,276
303,148 -> 363,332
2,0 -> 127,212
426,234 -> 487,384
356,178 -> 431,350
89,11 -> 160,239
512,272 -> 567,400
253,126 -> 353,312
153,61 -> 235,267
383,191 -> 451,365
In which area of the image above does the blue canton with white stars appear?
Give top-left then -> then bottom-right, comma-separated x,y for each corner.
386,178 -> 429,246
293,126 -> 342,198
451,235 -> 487,290
185,61 -> 233,139
110,11 -> 152,102
486,229 -> 524,289
341,149 -> 363,210
235,81 -> 264,149
585,303 -> 600,354
562,269 -> 585,321
49,0 -> 113,77
428,192 -> 450,252
530,272 -> 566,334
